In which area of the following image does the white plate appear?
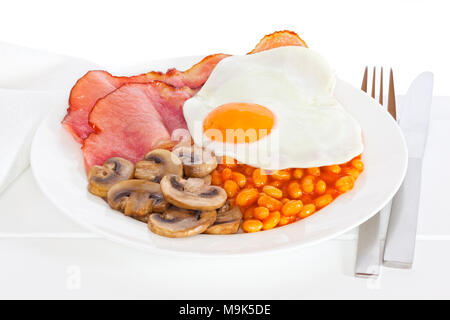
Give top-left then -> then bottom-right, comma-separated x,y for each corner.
31,56 -> 408,256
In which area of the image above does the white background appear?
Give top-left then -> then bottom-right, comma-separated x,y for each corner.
1,0 -> 450,299
1,0 -> 448,95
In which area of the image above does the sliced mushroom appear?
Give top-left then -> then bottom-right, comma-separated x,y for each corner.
160,174 -> 227,211
107,179 -> 168,219
135,149 -> 183,182
172,145 -> 217,178
184,177 -> 208,191
153,135 -> 192,151
202,175 -> 212,185
132,215 -> 150,223
88,157 -> 134,198
148,207 -> 217,238
152,139 -> 179,151
217,200 -> 231,214
205,206 -> 242,235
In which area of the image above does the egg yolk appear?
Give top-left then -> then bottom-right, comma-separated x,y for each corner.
203,103 -> 275,144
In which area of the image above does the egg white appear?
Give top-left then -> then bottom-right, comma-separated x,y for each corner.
183,46 -> 363,169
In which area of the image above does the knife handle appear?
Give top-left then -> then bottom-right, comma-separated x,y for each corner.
383,158 -> 423,269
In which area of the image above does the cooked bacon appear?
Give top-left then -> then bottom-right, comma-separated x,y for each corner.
62,53 -> 229,143
62,70 -> 122,144
249,30 -> 308,54
82,82 -> 196,171
161,53 -> 230,88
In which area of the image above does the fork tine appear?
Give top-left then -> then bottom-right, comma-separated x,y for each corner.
388,69 -> 397,120
371,67 -> 376,99
379,67 -> 384,105
361,66 -> 368,92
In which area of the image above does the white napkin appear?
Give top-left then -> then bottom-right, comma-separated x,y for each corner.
0,42 -> 98,194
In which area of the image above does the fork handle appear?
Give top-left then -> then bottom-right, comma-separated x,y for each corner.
355,212 -> 381,278
383,158 -> 423,269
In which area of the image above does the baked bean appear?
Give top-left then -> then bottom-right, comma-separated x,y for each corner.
343,167 -> 360,179
270,169 -> 291,181
307,167 -> 320,176
301,175 -> 315,193
315,179 -> 327,194
287,181 -> 302,199
279,215 -> 296,226
262,185 -> 283,199
320,171 -> 339,184
324,164 -> 341,174
215,155 -> 364,231
242,219 -> 263,233
236,188 -> 259,207
223,180 -> 239,198
243,206 -> 256,220
315,194 -> 333,208
281,200 -> 303,216
211,170 -> 223,186
298,204 -> 316,219
292,168 -> 304,179
269,180 -> 284,188
252,168 -> 268,187
232,172 -> 247,188
253,206 -> 270,220
257,195 -> 282,211
335,176 -> 355,193
262,211 -> 281,230
222,167 -> 232,180
351,158 -> 364,171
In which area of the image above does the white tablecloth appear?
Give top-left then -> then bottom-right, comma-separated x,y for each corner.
0,97 -> 449,299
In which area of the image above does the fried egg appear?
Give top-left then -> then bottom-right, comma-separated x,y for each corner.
183,46 -> 363,169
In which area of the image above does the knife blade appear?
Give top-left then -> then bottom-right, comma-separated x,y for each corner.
383,72 -> 434,269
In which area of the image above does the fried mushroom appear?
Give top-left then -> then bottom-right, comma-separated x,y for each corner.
88,157 -> 134,198
160,174 -> 227,211
148,207 -> 217,238
135,149 -> 183,182
216,200 -> 231,214
172,145 -> 217,178
202,174 -> 212,185
107,179 -> 168,220
205,206 -> 242,235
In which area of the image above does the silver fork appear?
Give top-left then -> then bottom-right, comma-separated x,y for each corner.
355,67 -> 397,279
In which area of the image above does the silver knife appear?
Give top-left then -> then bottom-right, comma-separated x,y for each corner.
383,72 -> 434,269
